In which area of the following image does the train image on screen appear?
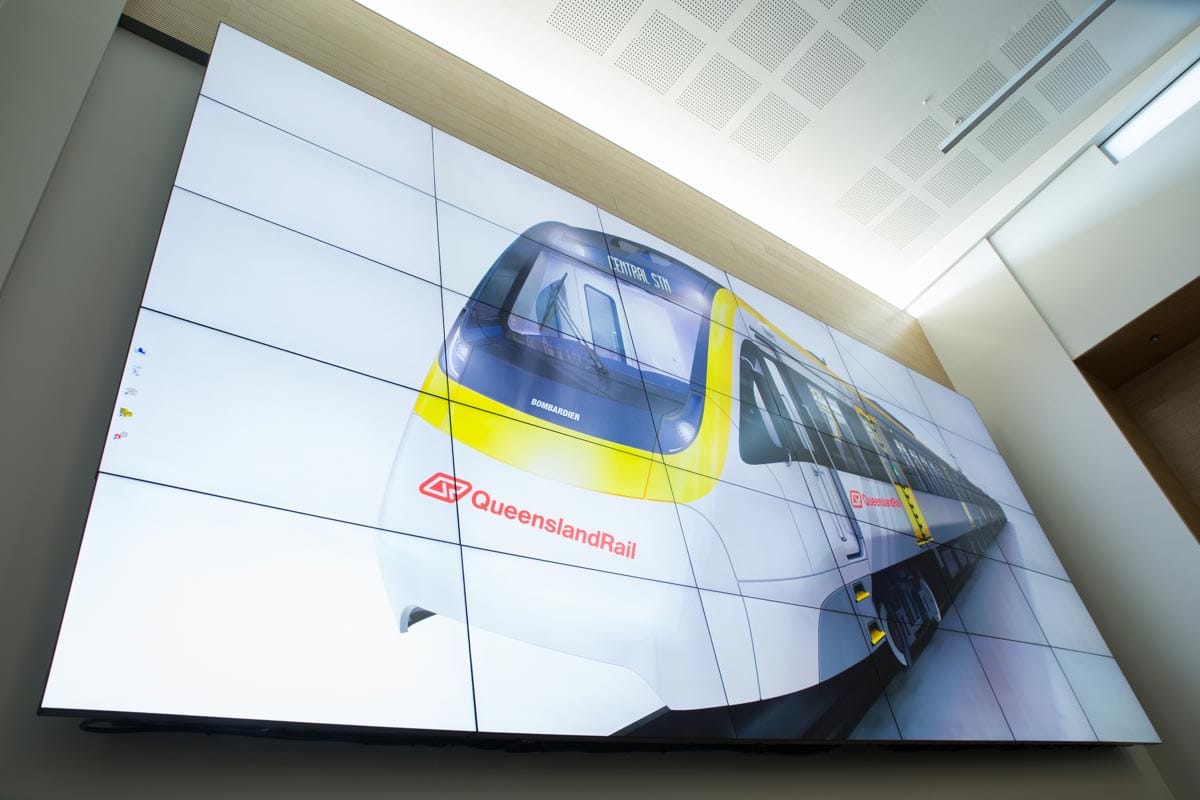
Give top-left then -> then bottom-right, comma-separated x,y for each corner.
378,221 -> 1007,738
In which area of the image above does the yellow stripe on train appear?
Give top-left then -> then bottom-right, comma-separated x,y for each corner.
413,289 -> 738,503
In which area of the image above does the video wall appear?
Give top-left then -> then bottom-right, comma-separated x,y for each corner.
42,25 -> 1155,743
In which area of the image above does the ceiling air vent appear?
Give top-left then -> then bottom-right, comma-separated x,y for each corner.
547,0 -> 643,55
924,149 -> 991,206
1003,1 -> 1071,69
731,92 -> 810,161
616,10 -> 704,94
885,117 -> 949,180
1036,40 -> 1111,113
835,168 -> 904,224
676,53 -> 761,128
673,0 -> 740,31
839,0 -> 926,51
729,0 -> 816,72
940,61 -> 1006,122
977,97 -> 1048,162
783,31 -> 864,109
876,196 -> 939,249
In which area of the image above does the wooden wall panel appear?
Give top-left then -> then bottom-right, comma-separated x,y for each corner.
1116,338 -> 1200,514
122,0 -> 952,386
1075,275 -> 1200,387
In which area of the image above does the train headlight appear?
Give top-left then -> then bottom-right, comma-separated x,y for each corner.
673,420 -> 697,446
446,331 -> 471,380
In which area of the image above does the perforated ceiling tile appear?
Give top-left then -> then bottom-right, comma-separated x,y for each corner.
1003,1 -> 1071,69
547,0 -> 643,55
885,117 -> 949,180
616,10 -> 704,94
978,97 -> 1048,162
820,0 -> 838,8
729,0 -> 817,72
924,149 -> 991,206
674,0 -> 740,31
1036,40 -> 1111,113
731,92 -> 810,161
876,196 -> 939,248
783,31 -> 864,109
940,61 -> 1007,122
835,167 -> 904,224
839,0 -> 926,51
676,53 -> 761,128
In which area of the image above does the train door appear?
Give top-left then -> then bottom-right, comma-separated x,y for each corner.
572,269 -> 630,363
517,249 -> 637,373
857,411 -> 934,548
757,356 -> 864,563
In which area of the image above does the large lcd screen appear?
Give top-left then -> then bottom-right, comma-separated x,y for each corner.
42,25 -> 1155,743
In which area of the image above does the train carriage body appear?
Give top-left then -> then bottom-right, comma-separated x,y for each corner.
378,222 -> 1006,734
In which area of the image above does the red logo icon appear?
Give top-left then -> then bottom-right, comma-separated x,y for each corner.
419,472 -> 472,503
849,490 -> 864,509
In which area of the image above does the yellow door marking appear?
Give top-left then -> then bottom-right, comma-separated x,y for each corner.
855,408 -> 933,546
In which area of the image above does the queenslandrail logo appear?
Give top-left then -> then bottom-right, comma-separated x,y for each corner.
849,489 -> 902,510
418,472 -> 638,560
419,472 -> 472,503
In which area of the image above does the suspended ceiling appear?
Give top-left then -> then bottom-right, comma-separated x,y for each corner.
357,0 -> 1200,308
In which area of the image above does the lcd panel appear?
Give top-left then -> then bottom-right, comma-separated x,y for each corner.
1055,649 -> 1159,742
432,129 -> 603,235
177,98 -> 439,282
877,628 -> 1014,741
995,506 -> 1069,580
144,189 -> 447,394
909,366 -> 1000,452
941,429 -> 1034,513
829,327 -> 930,421
45,475 -> 475,731
951,558 -> 1048,646
971,636 -> 1096,742
201,24 -> 436,193
43,25 -> 1155,745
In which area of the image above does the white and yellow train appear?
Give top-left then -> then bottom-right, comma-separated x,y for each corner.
379,221 -> 1006,738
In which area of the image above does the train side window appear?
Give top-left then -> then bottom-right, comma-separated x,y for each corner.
843,411 -> 890,483
739,354 -> 791,464
739,373 -> 790,464
763,358 -> 835,469
787,391 -> 835,470
854,440 -> 891,483
584,285 -> 625,356
739,341 -> 824,466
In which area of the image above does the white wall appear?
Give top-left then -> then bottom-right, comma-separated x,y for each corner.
0,0 -> 124,292
925,68 -> 1200,795
0,18 -> 1180,800
916,240 -> 1200,797
990,92 -> 1200,357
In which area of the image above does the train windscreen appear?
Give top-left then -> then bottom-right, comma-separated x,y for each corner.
447,237 -> 713,453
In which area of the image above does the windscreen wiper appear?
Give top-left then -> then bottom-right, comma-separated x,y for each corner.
542,275 -> 609,378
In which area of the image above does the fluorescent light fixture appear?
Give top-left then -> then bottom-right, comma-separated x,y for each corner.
1101,58 -> 1200,162
939,0 -> 1115,154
